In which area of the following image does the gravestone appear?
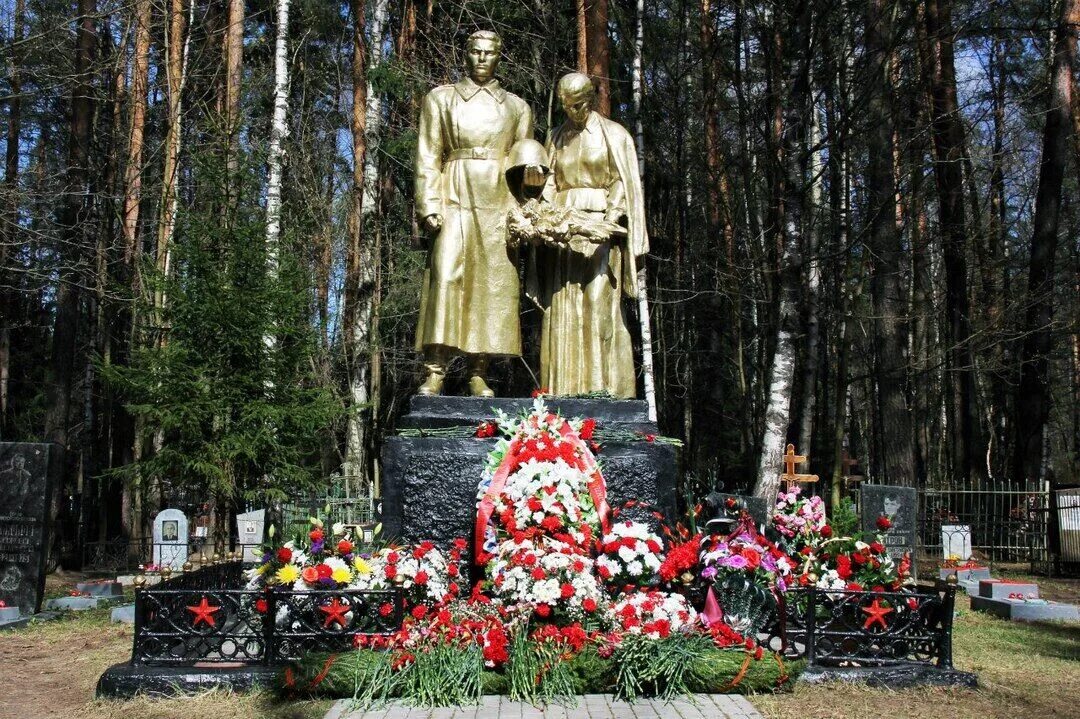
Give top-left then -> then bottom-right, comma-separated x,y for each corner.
152,508 -> 189,570
0,443 -> 61,616
235,509 -> 265,563
861,485 -> 917,574
941,524 -> 972,561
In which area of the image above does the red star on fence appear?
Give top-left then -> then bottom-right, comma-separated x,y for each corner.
319,597 -> 351,629
187,597 -> 220,628
860,597 -> 894,631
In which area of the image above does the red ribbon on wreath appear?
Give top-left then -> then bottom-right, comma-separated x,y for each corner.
474,420 -> 610,559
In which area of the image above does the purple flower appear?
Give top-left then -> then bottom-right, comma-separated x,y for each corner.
721,555 -> 748,569
701,566 -> 718,580
311,540 -> 324,554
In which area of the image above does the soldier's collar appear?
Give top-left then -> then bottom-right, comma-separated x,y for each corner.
456,77 -> 506,103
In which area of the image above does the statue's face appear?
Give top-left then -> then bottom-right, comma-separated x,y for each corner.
559,90 -> 592,129
465,39 -> 500,83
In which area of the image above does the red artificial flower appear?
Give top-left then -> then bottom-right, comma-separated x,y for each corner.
316,563 -> 333,580
560,583 -> 575,599
527,497 -> 543,512
411,604 -> 428,619
535,604 -> 551,617
579,418 -> 597,440
531,567 -> 546,581
583,597 -> 597,612
876,515 -> 892,531
337,539 -> 353,555
541,515 -> 562,532
414,570 -> 429,585
836,554 -> 853,579
276,547 -> 293,564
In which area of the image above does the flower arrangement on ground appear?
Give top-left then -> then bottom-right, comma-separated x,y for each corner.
596,520 -> 665,590
772,485 -> 827,549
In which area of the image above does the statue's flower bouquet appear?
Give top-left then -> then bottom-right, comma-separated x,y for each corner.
507,199 -> 625,249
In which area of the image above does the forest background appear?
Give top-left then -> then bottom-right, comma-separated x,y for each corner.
1,0 -> 1078,550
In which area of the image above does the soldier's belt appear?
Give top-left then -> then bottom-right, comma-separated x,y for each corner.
446,147 -> 497,161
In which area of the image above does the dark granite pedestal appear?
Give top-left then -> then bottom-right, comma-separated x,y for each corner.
380,397 -> 677,549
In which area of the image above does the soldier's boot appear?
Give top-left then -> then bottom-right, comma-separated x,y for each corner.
468,356 -> 495,398
417,350 -> 447,396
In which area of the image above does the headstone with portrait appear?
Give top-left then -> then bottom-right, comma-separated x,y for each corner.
0,443 -> 61,617
152,508 -> 189,571
861,484 -> 918,577
235,509 -> 265,563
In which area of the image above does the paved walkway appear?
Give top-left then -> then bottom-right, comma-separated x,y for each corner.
325,694 -> 763,719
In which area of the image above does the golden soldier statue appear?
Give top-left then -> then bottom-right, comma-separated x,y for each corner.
525,73 -> 649,398
413,31 -> 540,397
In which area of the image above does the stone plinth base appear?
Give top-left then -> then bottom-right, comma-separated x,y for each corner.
379,397 -> 677,549
97,663 -> 278,698
798,664 -> 978,689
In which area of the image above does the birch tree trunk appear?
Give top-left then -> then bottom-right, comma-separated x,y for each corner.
265,0 -> 290,292
1011,0 -> 1079,484
343,0 -> 378,488
586,0 -> 611,117
223,0 -> 245,220
753,0 -> 812,507
631,0 -> 657,422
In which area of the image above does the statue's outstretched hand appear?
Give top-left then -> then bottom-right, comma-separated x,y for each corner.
522,164 -> 547,188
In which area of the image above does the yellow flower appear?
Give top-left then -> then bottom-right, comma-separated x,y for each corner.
255,563 -> 268,575
353,557 -> 371,575
276,564 -> 299,584
331,567 -> 352,584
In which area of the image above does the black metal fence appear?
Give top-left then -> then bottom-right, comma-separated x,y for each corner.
82,537 -> 263,572
131,561 -> 403,666
858,479 -> 1050,570
764,582 -> 957,669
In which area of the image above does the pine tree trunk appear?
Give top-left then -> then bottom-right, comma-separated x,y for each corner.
924,0 -> 985,483
0,0 -> 25,433
586,0 -> 610,117
1011,0 -> 1079,484
576,0 -> 588,73
223,0 -> 244,219
865,0 -> 916,486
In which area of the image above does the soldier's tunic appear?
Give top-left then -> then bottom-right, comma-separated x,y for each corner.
414,77 -> 533,356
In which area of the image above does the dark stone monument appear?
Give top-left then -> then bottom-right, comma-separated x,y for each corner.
861,484 -> 917,569
704,492 -> 769,532
0,443 -> 61,616
380,397 -> 676,549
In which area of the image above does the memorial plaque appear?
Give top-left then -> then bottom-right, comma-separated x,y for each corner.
0,443 -> 61,615
152,508 -> 189,570
861,484 -> 917,570
235,509 -> 265,563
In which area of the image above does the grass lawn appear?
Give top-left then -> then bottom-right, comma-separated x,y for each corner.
1,572 -> 1076,719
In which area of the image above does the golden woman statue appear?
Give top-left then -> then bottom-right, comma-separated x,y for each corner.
527,73 -> 649,398
414,31 -> 540,397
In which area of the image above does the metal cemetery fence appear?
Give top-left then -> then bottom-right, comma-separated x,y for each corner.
766,582 -> 958,669
861,479 -> 1050,570
1054,488 -> 1080,567
131,561 -> 403,666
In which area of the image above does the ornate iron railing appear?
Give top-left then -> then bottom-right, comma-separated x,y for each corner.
131,562 -> 403,666
764,582 -> 957,668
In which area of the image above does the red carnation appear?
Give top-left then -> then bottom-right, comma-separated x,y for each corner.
414,570 -> 429,585
276,547 -> 293,564
531,567 -> 546,581
579,418 -> 597,440
583,597 -> 597,612
645,539 -> 662,554
411,604 -> 428,619
379,602 -> 394,617
535,603 -> 551,617
560,583 -> 575,599
876,515 -> 892,531
870,541 -> 885,554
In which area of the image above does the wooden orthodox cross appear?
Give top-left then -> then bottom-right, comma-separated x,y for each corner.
780,444 -> 819,489
841,450 -> 864,486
